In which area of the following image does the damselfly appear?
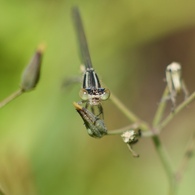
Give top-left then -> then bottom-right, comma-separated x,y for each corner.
72,7 -> 110,117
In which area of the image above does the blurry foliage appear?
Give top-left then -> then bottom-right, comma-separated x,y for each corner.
0,148 -> 36,195
1,0 -> 195,195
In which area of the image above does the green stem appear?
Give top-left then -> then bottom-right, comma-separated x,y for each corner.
153,86 -> 169,127
152,136 -> 177,195
157,91 -> 195,131
110,92 -> 150,131
0,89 -> 24,109
175,133 -> 195,183
151,86 -> 179,194
107,123 -> 139,135
108,87 -> 195,195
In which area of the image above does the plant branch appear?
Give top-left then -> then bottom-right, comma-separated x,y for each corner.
0,89 -> 24,109
175,132 -> 195,182
107,123 -> 139,135
104,79 -> 195,195
157,91 -> 195,132
153,86 -> 169,127
150,86 -> 179,194
109,91 -> 150,131
152,136 -> 177,195
109,87 -> 177,194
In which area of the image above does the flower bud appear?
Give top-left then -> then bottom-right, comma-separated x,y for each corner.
21,44 -> 45,91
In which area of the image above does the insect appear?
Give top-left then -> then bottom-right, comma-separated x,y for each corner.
72,7 -> 110,118
73,102 -> 107,138
165,62 -> 188,108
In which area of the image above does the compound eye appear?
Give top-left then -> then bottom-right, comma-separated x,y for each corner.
79,89 -> 88,101
101,88 -> 110,100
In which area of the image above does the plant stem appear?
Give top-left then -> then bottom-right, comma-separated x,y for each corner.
150,86 -> 179,194
108,86 -> 195,195
107,123 -> 139,135
109,91 -> 150,131
0,89 -> 24,109
175,133 -> 195,183
157,91 -> 195,132
152,136 -> 177,195
153,86 -> 169,127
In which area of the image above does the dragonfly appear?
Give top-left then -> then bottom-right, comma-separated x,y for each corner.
72,6 -> 110,118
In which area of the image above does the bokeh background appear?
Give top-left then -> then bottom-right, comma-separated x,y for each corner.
1,0 -> 195,194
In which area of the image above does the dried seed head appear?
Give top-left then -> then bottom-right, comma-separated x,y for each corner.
121,129 -> 141,144
121,129 -> 141,158
166,62 -> 182,94
165,62 -> 189,109
21,44 -> 45,91
166,62 -> 181,72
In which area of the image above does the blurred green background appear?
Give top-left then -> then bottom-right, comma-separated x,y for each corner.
1,0 -> 195,194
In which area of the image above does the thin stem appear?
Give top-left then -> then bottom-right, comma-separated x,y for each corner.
153,86 -> 169,127
152,136 -> 174,177
109,91 -> 150,131
157,91 -> 195,132
0,89 -> 24,109
151,86 -> 178,194
109,88 -> 177,194
107,123 -> 139,135
175,133 -> 195,183
105,84 -> 194,194
110,92 -> 138,121
152,136 -> 177,195
141,131 -> 155,137
127,144 -> 139,158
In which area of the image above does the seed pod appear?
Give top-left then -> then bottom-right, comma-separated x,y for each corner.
165,62 -> 188,108
121,129 -> 141,157
121,129 -> 141,144
73,102 -> 107,138
21,44 -> 45,91
166,62 -> 182,95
